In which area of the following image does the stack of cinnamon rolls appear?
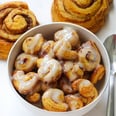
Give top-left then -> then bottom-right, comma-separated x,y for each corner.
12,27 -> 105,112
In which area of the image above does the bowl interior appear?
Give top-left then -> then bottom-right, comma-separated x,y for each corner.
7,22 -> 110,116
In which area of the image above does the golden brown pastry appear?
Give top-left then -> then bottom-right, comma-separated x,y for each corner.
42,88 -> 68,112
63,61 -> 84,82
65,94 -> 83,110
25,92 -> 41,103
15,53 -> 38,73
72,79 -> 98,98
37,55 -> 62,83
78,41 -> 101,71
54,27 -> 80,49
0,38 -> 13,59
11,30 -> 105,111
12,70 -> 40,95
90,64 -> 105,84
0,1 -> 39,60
22,34 -> 45,55
53,39 -> 78,60
51,0 -> 112,33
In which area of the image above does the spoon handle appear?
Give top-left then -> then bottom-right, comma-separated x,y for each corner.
106,74 -> 114,116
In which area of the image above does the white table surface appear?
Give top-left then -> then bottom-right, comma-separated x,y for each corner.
0,0 -> 115,116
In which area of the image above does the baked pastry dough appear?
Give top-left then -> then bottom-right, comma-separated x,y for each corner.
22,34 -> 45,55
0,38 -> 13,59
11,29 -> 105,111
12,70 -> 40,95
65,95 -> 83,110
42,88 -> 68,112
0,1 -> 39,60
51,0 -> 112,33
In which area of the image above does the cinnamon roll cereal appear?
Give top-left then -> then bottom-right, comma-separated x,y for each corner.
15,53 -> 38,73
37,56 -> 62,83
12,27 -> 105,112
53,39 -> 78,60
23,34 -> 45,55
42,88 -> 68,112
78,41 -> 101,71
54,27 -> 80,49
12,71 -> 40,95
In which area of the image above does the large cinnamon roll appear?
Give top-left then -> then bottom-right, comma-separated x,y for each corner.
51,0 -> 112,33
0,1 -> 39,60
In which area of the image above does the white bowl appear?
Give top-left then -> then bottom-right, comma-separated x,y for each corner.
7,22 -> 110,116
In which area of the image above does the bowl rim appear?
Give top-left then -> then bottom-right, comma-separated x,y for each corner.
7,22 -> 110,114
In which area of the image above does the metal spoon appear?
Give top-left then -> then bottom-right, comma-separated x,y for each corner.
104,34 -> 116,116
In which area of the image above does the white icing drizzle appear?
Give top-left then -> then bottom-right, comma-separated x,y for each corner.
54,27 -> 80,48
13,71 -> 39,95
78,41 -> 101,71
38,56 -> 62,83
42,88 -> 64,103
23,33 -> 44,54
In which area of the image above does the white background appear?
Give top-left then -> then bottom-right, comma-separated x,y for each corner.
0,0 -> 116,116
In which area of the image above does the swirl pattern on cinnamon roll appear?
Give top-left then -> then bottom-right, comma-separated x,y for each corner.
42,88 -> 68,112
51,0 -> 112,33
15,53 -> 38,73
0,1 -> 38,41
0,1 -> 39,60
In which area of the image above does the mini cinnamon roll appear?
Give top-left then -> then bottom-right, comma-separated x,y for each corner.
37,55 -> 62,83
15,53 -> 38,72
12,70 -> 41,95
90,64 -> 105,84
42,88 -> 68,112
53,39 -> 78,60
22,34 -> 45,55
63,61 -> 84,82
72,79 -> 98,98
40,40 -> 55,57
78,41 -> 101,71
25,92 -> 41,103
54,27 -> 80,49
65,94 -> 83,110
